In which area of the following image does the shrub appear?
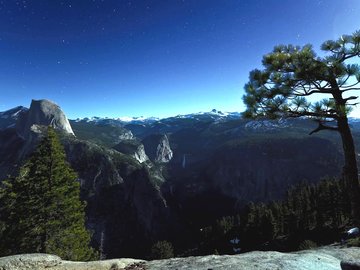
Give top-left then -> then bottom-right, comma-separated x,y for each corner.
150,240 -> 174,260
298,240 -> 317,250
346,237 -> 360,247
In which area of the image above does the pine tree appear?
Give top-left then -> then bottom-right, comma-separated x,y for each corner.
242,30 -> 360,223
150,241 -> 174,260
0,127 -> 96,260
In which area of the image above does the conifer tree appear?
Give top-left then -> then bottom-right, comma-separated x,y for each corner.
0,127 -> 96,260
242,30 -> 360,223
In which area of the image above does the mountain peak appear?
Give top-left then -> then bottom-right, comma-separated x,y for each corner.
16,99 -> 74,137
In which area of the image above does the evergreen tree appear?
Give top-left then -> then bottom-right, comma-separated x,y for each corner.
0,127 -> 96,260
242,30 -> 360,223
150,241 -> 174,260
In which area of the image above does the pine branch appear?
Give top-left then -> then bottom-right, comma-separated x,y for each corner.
344,96 -> 358,102
309,121 -> 339,135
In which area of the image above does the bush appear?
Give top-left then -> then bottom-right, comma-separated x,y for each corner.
150,241 -> 174,260
346,237 -> 360,247
298,240 -> 317,250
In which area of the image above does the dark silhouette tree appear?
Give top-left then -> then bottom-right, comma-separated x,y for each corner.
242,30 -> 360,223
0,127 -> 96,260
150,240 -> 174,259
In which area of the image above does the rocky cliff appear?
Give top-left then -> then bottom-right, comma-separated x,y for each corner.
113,140 -> 149,164
142,134 -> 173,163
16,99 -> 74,138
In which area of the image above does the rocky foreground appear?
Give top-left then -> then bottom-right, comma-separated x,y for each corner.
0,246 -> 360,270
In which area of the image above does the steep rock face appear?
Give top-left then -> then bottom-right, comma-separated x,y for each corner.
16,99 -> 74,138
142,134 -> 173,163
113,140 -> 149,163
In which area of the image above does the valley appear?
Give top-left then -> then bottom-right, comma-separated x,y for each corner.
1,100 -> 359,259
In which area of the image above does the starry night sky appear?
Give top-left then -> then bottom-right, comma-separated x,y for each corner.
0,0 -> 359,118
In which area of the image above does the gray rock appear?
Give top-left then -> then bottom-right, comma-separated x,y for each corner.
53,258 -> 145,270
118,130 -> 133,141
142,134 -> 173,163
134,144 -> 149,163
113,140 -> 149,164
146,247 -> 360,270
146,252 -> 339,270
0,253 -> 61,270
154,134 -> 173,163
16,99 -> 74,138
341,260 -> 360,270
0,254 -> 143,270
1,247 -> 360,270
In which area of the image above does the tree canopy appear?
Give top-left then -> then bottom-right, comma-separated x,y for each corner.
0,127 -> 96,260
242,30 -> 360,223
243,30 -> 360,127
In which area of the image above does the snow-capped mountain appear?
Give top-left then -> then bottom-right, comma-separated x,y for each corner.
244,118 -> 290,130
73,109 -> 242,126
349,117 -> 360,123
75,115 -> 160,123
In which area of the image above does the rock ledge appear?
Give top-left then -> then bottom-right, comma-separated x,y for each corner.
1,246 -> 360,270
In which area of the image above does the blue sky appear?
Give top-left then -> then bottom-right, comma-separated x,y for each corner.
0,0 -> 359,119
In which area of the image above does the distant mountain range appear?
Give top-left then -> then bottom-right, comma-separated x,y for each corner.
73,109 -> 242,125
0,100 -> 360,258
1,105 -> 359,130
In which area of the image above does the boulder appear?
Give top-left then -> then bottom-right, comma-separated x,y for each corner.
0,254 -> 144,270
341,260 -> 360,270
146,247 -> 360,270
0,254 -> 61,270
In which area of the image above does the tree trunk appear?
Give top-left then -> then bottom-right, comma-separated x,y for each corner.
337,116 -> 360,224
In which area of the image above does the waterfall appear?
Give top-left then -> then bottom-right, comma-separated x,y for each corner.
99,229 -> 106,260
182,154 -> 186,168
